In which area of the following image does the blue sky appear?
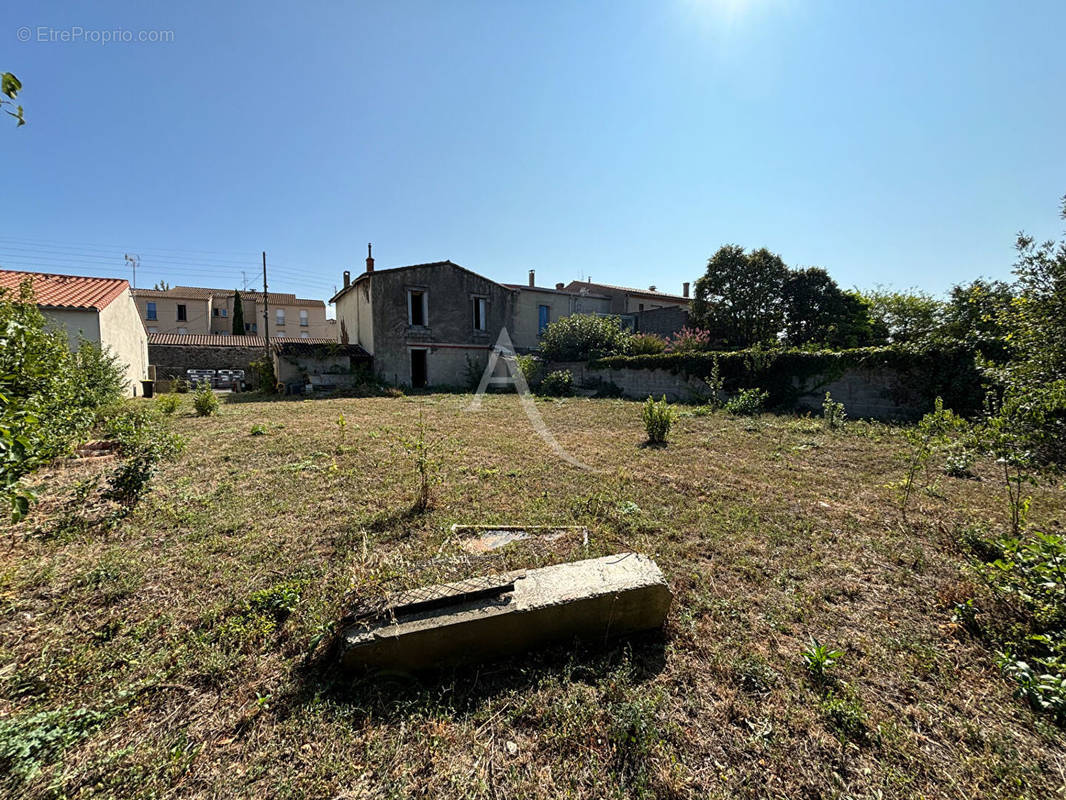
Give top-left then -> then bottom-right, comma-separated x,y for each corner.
4,0 -> 1064,308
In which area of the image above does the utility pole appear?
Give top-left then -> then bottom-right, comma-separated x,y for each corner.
124,253 -> 139,290
262,251 -> 270,357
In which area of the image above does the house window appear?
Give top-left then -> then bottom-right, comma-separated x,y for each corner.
300,331 -> 309,339
213,308 -> 219,317
275,330 -> 285,337
638,303 -> 644,312
147,326 -> 158,334
221,308 -> 228,317
146,302 -> 157,321
472,297 -> 486,331
299,309 -> 308,327
408,289 -> 427,327
538,304 -> 550,334
246,322 -> 257,334
177,327 -> 188,335
276,309 -> 285,326
177,304 -> 187,321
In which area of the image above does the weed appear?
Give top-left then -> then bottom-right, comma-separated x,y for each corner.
896,397 -> 967,522
250,424 -> 266,436
801,637 -> 842,679
725,388 -> 768,417
822,392 -> 846,430
0,706 -> 112,784
819,690 -> 869,743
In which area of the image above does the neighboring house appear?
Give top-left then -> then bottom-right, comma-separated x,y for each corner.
503,270 -> 612,351
272,339 -> 372,392
132,286 -> 333,340
562,280 -> 692,314
331,253 -> 514,388
0,268 -> 148,396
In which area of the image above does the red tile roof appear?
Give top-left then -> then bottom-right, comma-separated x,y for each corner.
0,269 -> 130,311
147,333 -> 339,347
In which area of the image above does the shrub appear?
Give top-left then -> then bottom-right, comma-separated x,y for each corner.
667,326 -> 712,353
0,282 -> 127,521
193,381 -> 219,416
822,391 -> 847,430
155,392 -> 181,415
629,333 -> 667,355
516,354 -> 544,391
102,404 -> 185,510
974,529 -> 1066,722
539,314 -> 632,362
173,377 -> 190,394
641,395 -> 675,444
539,369 -> 574,397
250,424 -> 266,436
249,358 -> 276,392
725,388 -> 768,417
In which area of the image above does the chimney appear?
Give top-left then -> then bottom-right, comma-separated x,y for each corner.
365,242 -> 375,273
683,282 -> 690,298
343,270 -> 351,289
528,269 -> 535,287
555,282 -> 564,291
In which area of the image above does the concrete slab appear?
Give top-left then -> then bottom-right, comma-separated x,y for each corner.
338,553 -> 671,672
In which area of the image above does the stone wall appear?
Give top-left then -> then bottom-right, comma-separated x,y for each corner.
553,360 -> 924,418
635,306 -> 690,339
552,361 -> 713,403
149,343 -> 265,380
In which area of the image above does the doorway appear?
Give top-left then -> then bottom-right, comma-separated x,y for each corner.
410,349 -> 428,388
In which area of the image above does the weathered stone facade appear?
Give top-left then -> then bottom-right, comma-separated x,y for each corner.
148,342 -> 265,380
333,261 -> 515,388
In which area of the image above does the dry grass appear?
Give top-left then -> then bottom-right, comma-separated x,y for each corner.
2,392 -> 1065,799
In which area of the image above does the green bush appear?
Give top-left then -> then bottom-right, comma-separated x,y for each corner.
102,404 -> 185,510
539,369 -> 574,397
539,314 -> 632,362
193,381 -> 219,416
516,354 -> 544,391
641,395 -> 675,443
629,333 -> 667,355
155,392 -> 181,415
0,281 -> 127,521
725,388 -> 768,416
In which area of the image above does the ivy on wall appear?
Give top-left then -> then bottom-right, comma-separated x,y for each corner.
593,345 -> 984,415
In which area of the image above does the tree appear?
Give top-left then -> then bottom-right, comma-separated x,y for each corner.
232,290 -> 245,335
152,280 -> 171,291
1,72 -> 24,127
859,288 -> 945,345
782,267 -> 877,347
690,245 -> 788,348
942,278 -> 1014,360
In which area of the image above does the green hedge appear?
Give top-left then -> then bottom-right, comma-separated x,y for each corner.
592,345 -> 984,415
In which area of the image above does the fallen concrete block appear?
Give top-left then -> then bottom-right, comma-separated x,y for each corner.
338,553 -> 671,672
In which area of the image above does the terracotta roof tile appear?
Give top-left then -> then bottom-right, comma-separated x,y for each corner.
147,333 -> 339,347
0,269 -> 130,311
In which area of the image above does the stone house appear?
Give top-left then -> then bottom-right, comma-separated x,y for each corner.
331,253 -> 514,388
132,286 -> 332,340
0,268 -> 148,396
504,271 -> 613,352
562,279 -> 692,315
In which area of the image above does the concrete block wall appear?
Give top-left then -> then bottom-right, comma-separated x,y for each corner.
552,360 -> 922,418
551,361 -> 713,403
